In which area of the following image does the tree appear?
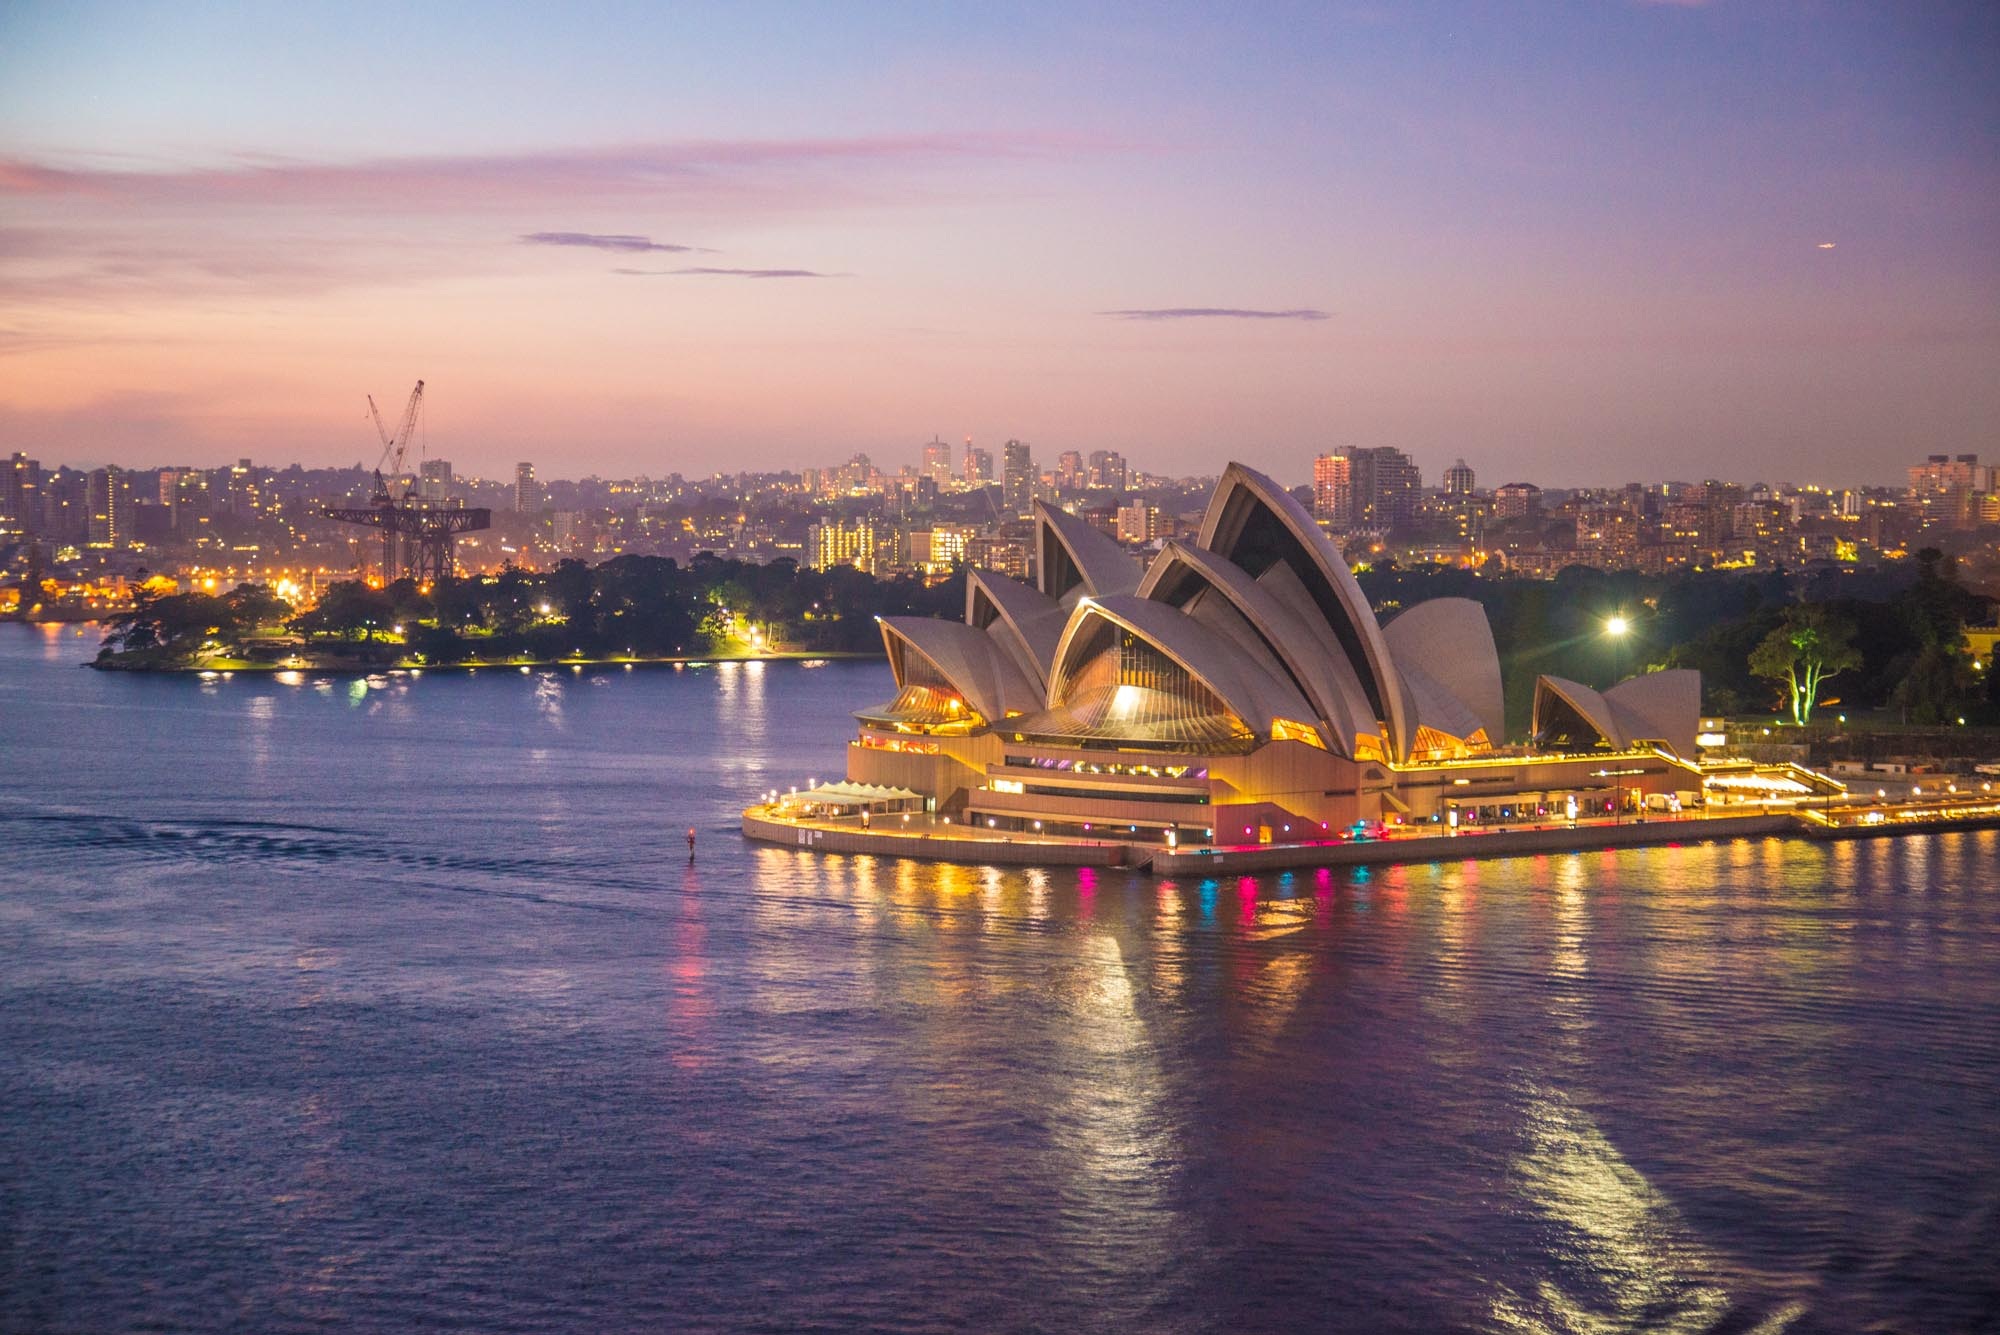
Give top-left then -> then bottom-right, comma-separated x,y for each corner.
100,583 -> 293,660
1892,642 -> 1968,725
1749,605 -> 1861,725
290,581 -> 394,644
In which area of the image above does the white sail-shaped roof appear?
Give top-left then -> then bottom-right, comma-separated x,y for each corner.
1605,670 -> 1700,756
1398,662 -> 1493,752
964,568 -> 1067,692
877,616 -> 1039,723
1383,597 -> 1506,744
1136,539 -> 1373,757
1532,675 -> 1619,749
1196,462 -> 1412,759
1047,594 -> 1318,740
1033,500 -> 1141,605
1532,670 -> 1699,756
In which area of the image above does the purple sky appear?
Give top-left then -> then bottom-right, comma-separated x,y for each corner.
1,1 -> 1995,486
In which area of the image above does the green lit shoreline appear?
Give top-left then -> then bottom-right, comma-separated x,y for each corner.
86,648 -> 878,675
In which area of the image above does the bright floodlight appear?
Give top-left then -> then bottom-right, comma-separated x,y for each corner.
1606,615 -> 1630,636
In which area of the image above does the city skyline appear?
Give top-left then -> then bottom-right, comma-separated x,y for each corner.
3,2 -> 1995,485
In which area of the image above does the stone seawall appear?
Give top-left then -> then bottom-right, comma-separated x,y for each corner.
742,809 -> 1803,873
1800,811 -> 2000,841
1146,814 -> 1795,875
740,812 -> 1133,866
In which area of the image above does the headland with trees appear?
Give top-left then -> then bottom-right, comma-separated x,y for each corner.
90,549 -> 2000,736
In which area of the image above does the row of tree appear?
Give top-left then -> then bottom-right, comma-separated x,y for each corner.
1350,548 -> 1993,729
100,554 -> 962,665
1676,551 -> 1991,725
99,549 -> 1995,728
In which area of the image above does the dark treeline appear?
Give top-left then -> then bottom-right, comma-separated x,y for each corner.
100,554 -> 963,665
1356,549 -> 1995,730
100,550 -> 1997,727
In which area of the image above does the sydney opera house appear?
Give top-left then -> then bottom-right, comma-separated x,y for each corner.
795,463 -> 1703,848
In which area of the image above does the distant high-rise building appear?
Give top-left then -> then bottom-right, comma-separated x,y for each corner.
1444,459 -> 1476,496
808,518 -> 877,573
551,510 -> 588,553
165,469 -> 206,533
40,469 -> 87,543
1056,450 -> 1085,491
1115,500 -> 1161,545
1576,506 -> 1641,569
1347,447 -> 1421,529
514,462 -> 543,513
965,534 -> 1030,581
1002,439 -> 1035,515
919,523 -> 974,574
1906,453 -> 1991,531
1086,449 -> 1127,492
1493,483 -> 1543,521
1907,453 -> 1988,497
421,459 -> 454,499
922,438 -> 955,486
87,465 -> 125,548
1312,453 -> 1353,525
2,452 -> 39,535
873,525 -> 912,575
962,444 -> 994,487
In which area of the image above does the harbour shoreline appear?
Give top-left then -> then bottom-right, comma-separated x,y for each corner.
742,804 -> 2000,874
85,649 -> 878,674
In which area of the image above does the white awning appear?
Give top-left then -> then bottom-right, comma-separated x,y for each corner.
1705,773 -> 1813,794
786,782 -> 922,808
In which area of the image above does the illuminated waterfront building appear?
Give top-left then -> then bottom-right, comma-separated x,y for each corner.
809,518 -> 879,573
823,463 -> 1703,845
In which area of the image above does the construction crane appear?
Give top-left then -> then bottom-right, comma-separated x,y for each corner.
325,380 -> 491,586
367,379 -> 426,502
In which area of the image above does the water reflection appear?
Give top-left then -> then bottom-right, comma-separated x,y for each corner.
533,671 -> 564,724
5,638 -> 1996,1334
1489,1081 -> 1804,1335
1046,933 -> 1182,1291
245,692 -> 275,773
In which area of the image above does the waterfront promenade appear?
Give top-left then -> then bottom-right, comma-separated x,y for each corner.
743,795 -> 2000,873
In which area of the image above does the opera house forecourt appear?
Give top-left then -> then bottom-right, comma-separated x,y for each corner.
743,463 -> 1885,872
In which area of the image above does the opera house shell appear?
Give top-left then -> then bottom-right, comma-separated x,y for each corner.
847,463 -> 1702,845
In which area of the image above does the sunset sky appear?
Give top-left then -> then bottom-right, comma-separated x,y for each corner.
2,1 -> 1994,485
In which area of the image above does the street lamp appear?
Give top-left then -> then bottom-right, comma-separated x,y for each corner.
1606,615 -> 1631,823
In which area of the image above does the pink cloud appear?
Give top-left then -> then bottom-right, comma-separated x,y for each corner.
0,132 -> 1093,317
0,133 -> 1090,214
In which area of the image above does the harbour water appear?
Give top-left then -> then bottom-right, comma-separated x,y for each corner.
3,622 -> 1997,1333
